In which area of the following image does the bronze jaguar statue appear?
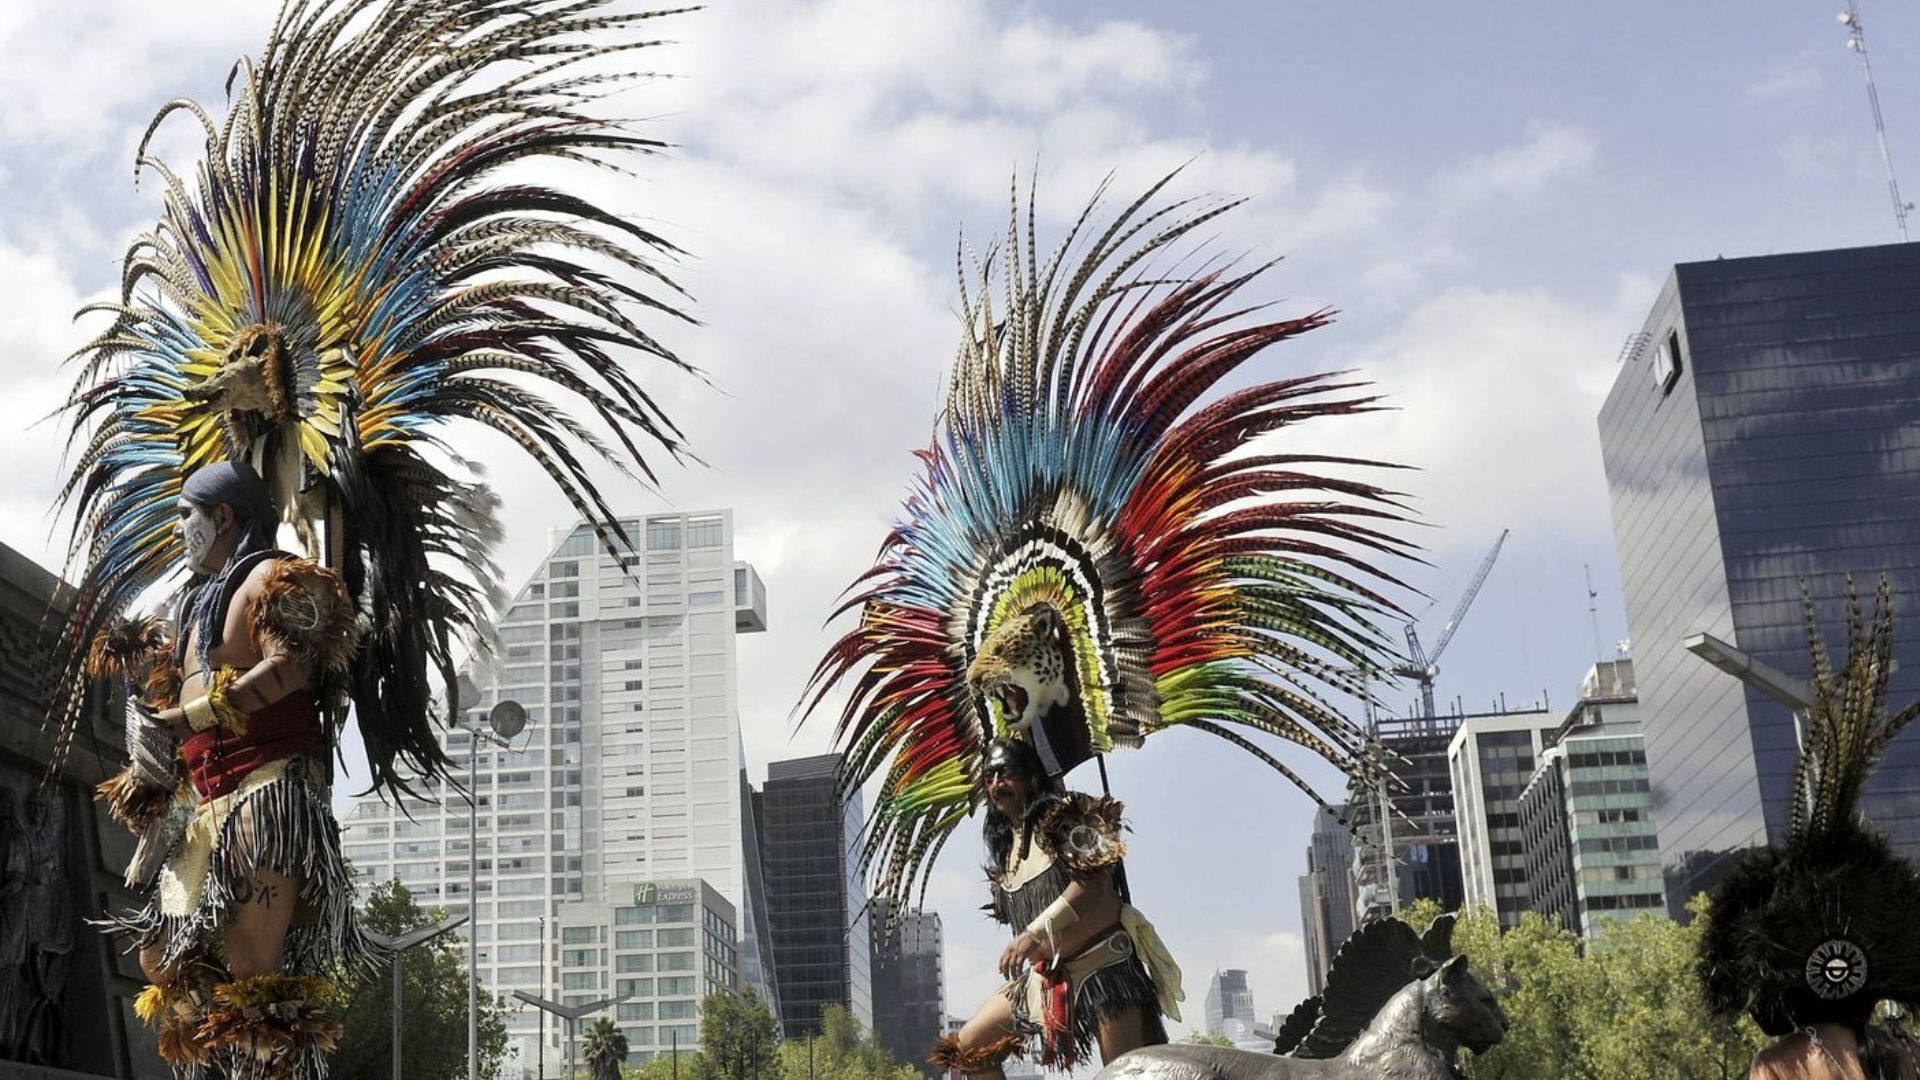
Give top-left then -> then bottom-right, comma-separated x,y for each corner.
1096,913 -> 1507,1080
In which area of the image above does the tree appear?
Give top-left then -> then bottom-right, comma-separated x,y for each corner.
331,880 -> 514,1080
584,1016 -> 630,1080
1180,1031 -> 1234,1047
1393,898 -> 1766,1079
697,989 -> 779,1080
773,1005 -> 921,1080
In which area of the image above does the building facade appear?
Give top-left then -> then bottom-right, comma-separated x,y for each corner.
555,879 -> 738,1063
1518,662 -> 1666,937
758,754 -> 875,1038
340,510 -> 771,1068
1297,804 -> 1353,997
1597,243 -> 1920,914
868,899 -> 944,1076
1447,708 -> 1560,928
1203,969 -> 1255,1036
1345,713 -> 1466,924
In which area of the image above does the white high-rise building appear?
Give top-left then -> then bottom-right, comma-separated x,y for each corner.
1446,708 -> 1558,928
341,510 -> 771,1070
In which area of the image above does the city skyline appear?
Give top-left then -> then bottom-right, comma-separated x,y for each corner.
8,0 -> 1920,1038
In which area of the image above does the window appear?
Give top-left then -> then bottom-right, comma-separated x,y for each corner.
616,954 -> 655,973
550,560 -> 580,578
687,518 -> 723,548
557,531 -> 596,557
617,930 -> 654,950
647,520 -> 682,551
688,590 -> 723,607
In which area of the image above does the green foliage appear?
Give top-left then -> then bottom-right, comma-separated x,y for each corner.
331,879 -> 514,1080
697,990 -> 780,1080
1180,1031 -> 1234,1046
773,1006 -> 922,1080
584,1016 -> 631,1080
619,1001 -> 920,1080
1393,897 -> 1767,1079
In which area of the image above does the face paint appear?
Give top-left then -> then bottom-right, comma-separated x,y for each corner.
178,500 -> 221,574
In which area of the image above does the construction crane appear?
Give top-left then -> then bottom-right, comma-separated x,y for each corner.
1393,529 -> 1509,720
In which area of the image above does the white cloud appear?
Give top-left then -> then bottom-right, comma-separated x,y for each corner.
1745,53 -> 1827,100
1431,123 -> 1598,207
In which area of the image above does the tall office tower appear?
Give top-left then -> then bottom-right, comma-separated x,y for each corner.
1598,243 -> 1920,912
340,510 -> 771,1067
869,899 -> 946,1076
1519,661 -> 1666,937
1447,708 -> 1560,929
1203,969 -> 1256,1036
759,754 -> 875,1038
1297,803 -> 1354,997
1344,712 -> 1467,925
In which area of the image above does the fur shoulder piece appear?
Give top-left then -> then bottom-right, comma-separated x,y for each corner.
1036,793 -> 1127,876
244,559 -> 360,675
86,614 -> 180,707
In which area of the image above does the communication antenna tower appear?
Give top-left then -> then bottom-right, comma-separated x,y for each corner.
1840,2 -> 1913,241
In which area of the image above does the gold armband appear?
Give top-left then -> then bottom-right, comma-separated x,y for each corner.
183,669 -> 248,736
182,695 -> 219,733
1026,894 -> 1079,952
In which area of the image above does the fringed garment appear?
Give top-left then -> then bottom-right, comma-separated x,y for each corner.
990,794 -> 1175,1071
102,703 -> 378,1079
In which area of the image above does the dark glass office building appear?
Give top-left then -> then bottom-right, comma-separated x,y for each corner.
1298,803 -> 1354,997
757,754 -> 875,1038
869,899 -> 945,1077
1598,242 -> 1920,914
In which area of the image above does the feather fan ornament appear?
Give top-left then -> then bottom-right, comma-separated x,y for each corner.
47,0 -> 698,799
805,173 -> 1419,913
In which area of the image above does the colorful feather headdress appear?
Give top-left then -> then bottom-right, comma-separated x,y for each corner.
49,0 -> 696,799
806,174 -> 1419,910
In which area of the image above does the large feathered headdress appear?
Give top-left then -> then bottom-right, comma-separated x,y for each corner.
1700,577 -> 1920,1035
805,174 -> 1418,911
49,0 -> 696,799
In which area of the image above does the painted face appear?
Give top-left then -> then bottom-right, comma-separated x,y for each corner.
984,760 -> 1033,816
176,498 -> 223,574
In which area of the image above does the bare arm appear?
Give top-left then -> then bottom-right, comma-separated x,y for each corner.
997,869 -> 1123,978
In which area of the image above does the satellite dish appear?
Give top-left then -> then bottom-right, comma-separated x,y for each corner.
489,700 -> 528,740
456,674 -> 483,711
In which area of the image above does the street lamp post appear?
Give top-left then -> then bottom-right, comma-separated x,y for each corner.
462,697 -> 528,1080
367,915 -> 468,1080
511,991 -> 632,1080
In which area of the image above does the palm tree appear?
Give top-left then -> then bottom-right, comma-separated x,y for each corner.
581,1016 -> 628,1080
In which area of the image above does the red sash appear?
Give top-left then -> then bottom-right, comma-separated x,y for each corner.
180,692 -> 324,802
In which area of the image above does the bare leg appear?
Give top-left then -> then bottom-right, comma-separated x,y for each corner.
222,803 -> 302,979
1097,1006 -> 1150,1065
949,988 -> 1019,1080
138,944 -> 170,985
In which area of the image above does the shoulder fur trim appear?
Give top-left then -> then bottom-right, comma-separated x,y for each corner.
1038,793 -> 1127,875
86,615 -> 179,706
244,559 -> 359,674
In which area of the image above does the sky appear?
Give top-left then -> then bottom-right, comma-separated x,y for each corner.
4,0 -> 1919,1061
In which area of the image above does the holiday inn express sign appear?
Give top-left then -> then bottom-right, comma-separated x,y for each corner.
632,881 -> 698,906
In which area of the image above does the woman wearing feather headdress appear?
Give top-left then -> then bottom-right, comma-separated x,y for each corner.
55,0 -> 696,1073
1699,580 -> 1920,1080
807,174 -> 1418,1077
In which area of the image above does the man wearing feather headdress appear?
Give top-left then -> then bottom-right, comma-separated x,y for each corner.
50,0 -> 700,1073
97,461 -> 363,1076
931,737 -> 1178,1077
807,174 -> 1419,1078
